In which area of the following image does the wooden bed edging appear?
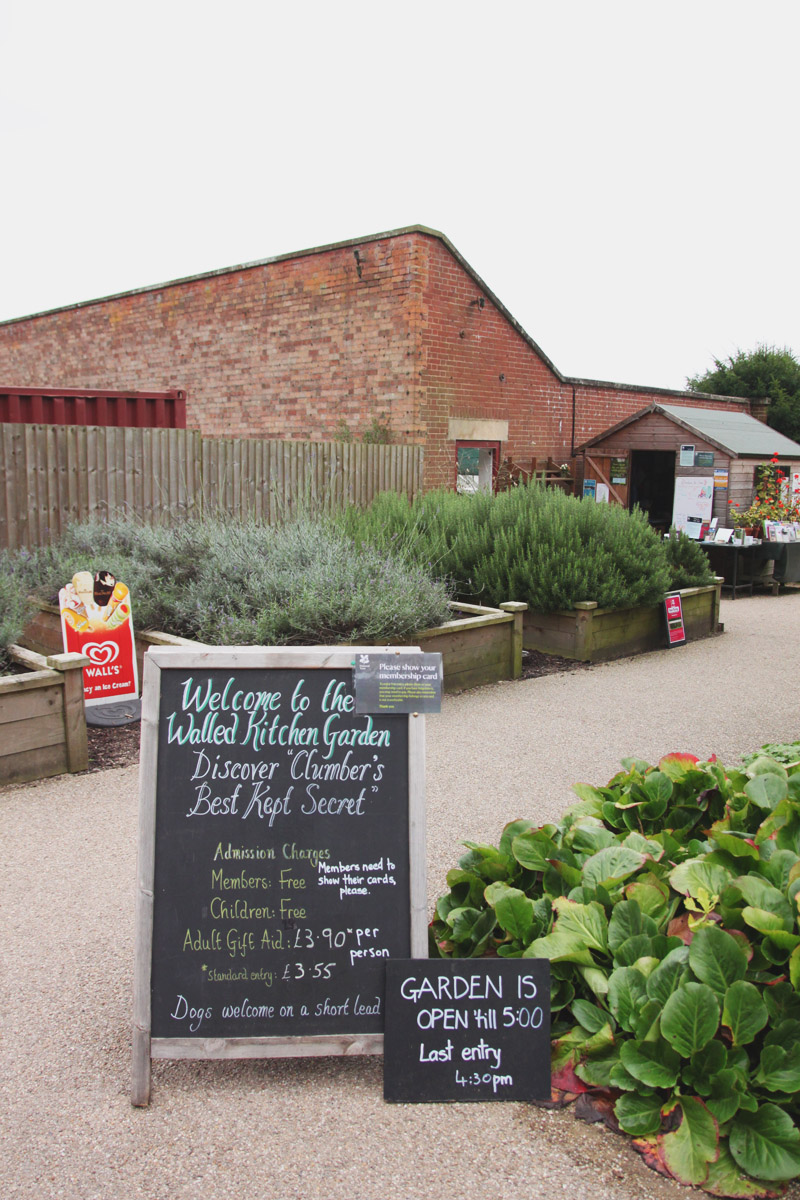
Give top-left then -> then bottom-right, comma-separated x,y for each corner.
522,579 -> 724,663
0,646 -> 89,786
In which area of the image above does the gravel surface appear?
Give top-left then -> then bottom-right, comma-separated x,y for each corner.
3,592 -> 800,1200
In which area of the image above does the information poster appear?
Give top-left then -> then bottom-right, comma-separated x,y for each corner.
59,569 -> 138,705
133,646 -> 427,1105
671,476 -> 714,537
383,960 -> 551,1103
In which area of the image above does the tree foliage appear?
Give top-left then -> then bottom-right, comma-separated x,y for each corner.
686,344 -> 800,444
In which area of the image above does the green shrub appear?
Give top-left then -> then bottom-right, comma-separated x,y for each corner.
9,514 -> 452,646
664,529 -> 716,590
0,555 -> 35,674
344,485 -> 675,612
431,751 -> 800,1194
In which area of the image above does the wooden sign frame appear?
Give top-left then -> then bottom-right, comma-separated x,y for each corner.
132,645 -> 428,1106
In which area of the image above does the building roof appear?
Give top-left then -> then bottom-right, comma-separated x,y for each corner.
577,403 -> 800,459
0,225 -> 751,410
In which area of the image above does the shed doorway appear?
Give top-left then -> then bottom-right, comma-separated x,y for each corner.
629,450 -> 675,532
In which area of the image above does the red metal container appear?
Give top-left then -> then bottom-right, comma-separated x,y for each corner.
0,387 -> 186,429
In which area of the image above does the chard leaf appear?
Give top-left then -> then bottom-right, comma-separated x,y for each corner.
703,1141 -> 774,1197
523,931 -> 594,965
498,819 -> 535,856
729,1104 -> 800,1182
704,1069 -> 741,1125
569,823 -> 617,855
689,925 -> 748,998
622,831 -> 665,860
608,899 -> 658,951
619,1038 -> 681,1088
551,897 -> 608,953
575,1053 -> 618,1088
576,965 -> 610,997
570,782 -> 607,812
661,982 -> 720,1055
790,945 -> 800,991
711,830 -> 760,861
746,774 -> 789,812
614,1092 -> 663,1136
614,934 -> 658,966
487,884 -> 535,943
662,1097 -> 719,1186
607,966 -> 648,1032
625,874 -> 672,924
511,830 -> 558,872
741,906 -> 788,935
731,876 -> 794,928
755,1043 -> 800,1094
669,859 -> 733,899
571,998 -> 611,1034
647,946 -> 690,1007
722,980 -> 769,1047
581,846 -> 646,890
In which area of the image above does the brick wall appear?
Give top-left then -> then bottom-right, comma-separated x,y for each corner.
0,227 -> 751,492
0,236 -> 426,445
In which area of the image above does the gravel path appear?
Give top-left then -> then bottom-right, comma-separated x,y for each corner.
3,592 -> 800,1200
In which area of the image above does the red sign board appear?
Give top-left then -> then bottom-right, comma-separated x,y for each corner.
664,592 -> 686,647
59,570 -> 139,705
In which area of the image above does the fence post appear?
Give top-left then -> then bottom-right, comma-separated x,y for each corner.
499,601 -> 528,679
572,601 -> 597,662
47,652 -> 89,772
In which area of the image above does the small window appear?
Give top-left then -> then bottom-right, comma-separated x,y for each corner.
455,441 -> 499,494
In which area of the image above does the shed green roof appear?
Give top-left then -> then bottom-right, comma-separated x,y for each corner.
657,405 -> 800,458
578,403 -> 800,459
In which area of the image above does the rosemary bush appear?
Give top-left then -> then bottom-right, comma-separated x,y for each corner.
344,485 -> 678,612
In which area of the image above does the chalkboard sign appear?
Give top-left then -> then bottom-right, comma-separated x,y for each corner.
383,959 -> 551,1103
132,646 -> 427,1105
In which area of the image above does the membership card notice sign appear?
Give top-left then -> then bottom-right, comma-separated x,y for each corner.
383,959 -> 551,1103
132,645 -> 427,1106
354,652 -> 443,714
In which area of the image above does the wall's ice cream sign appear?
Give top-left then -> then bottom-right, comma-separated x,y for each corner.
59,570 -> 139,705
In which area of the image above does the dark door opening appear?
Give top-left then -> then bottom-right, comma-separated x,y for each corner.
629,450 -> 676,531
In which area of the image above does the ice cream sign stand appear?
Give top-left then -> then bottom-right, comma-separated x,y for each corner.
58,571 -> 138,704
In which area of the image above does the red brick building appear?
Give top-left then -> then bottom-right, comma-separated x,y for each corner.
0,226 -> 751,490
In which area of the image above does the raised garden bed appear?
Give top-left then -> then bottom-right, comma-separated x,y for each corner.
21,600 -> 528,697
0,645 -> 89,787
523,580 -> 723,663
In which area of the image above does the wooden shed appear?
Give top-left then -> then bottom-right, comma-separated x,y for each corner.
575,404 -> 800,534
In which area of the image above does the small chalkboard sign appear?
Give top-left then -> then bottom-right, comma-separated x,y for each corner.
132,646 -> 427,1106
383,959 -> 551,1103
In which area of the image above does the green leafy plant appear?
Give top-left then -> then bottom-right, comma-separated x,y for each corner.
0,557 -> 36,674
431,751 -> 800,1194
664,529 -> 716,590
7,513 -> 452,647
343,483 -> 691,613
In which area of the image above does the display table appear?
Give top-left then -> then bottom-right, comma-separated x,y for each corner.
699,541 -> 783,599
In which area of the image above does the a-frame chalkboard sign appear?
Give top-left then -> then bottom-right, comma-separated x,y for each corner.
132,645 -> 427,1105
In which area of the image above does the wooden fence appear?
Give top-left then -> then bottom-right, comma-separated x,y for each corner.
0,424 -> 424,549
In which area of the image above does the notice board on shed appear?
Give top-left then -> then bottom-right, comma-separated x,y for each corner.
132,645 -> 427,1105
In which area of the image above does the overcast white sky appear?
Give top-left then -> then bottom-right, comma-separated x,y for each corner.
1,1 -> 797,392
